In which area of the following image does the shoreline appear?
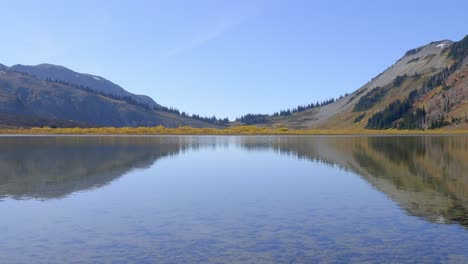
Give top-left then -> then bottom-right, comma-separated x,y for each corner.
0,126 -> 466,136
0,134 -> 466,138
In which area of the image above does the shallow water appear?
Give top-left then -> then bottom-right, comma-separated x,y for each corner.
0,135 -> 467,263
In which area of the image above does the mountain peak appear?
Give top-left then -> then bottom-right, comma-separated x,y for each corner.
403,40 -> 453,58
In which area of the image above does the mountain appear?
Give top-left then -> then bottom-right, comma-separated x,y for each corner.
1,35 -> 466,130
10,63 -> 160,109
241,35 -> 468,130
0,65 -> 219,128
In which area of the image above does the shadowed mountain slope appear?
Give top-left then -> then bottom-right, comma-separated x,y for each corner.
10,63 -> 160,109
0,68 -> 218,128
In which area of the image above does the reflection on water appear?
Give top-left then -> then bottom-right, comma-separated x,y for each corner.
238,136 -> 468,227
0,136 -> 193,199
0,135 -> 467,263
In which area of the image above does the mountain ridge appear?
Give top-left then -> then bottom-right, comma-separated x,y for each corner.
8,63 -> 160,109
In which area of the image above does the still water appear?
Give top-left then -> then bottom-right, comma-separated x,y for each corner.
0,135 -> 467,263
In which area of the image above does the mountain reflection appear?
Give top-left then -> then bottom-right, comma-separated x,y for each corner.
238,136 -> 468,227
0,136 -> 195,199
0,135 -> 467,228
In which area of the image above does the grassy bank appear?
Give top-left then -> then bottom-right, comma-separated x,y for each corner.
0,126 -> 466,135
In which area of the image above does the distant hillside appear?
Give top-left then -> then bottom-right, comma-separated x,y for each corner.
0,67 -> 222,128
239,35 -> 468,130
10,63 -> 160,109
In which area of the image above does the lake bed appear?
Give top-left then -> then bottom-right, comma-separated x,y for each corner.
0,135 -> 467,263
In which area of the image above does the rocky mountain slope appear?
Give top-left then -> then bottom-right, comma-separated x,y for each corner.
249,35 -> 468,130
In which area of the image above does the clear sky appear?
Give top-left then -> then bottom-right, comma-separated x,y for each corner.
1,0 -> 466,119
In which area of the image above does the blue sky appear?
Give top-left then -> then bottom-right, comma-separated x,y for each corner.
1,0 -> 466,119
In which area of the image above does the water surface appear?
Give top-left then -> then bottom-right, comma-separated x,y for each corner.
0,135 -> 467,263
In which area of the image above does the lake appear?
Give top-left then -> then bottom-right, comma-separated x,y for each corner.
0,135 -> 467,263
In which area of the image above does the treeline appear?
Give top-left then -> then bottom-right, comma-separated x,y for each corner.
189,114 -> 229,125
45,77 -> 157,109
44,78 -> 230,125
238,95 -> 348,125
366,90 -> 424,129
421,63 -> 461,94
354,74 -> 409,112
354,86 -> 387,112
238,114 -> 269,125
272,97 -> 340,117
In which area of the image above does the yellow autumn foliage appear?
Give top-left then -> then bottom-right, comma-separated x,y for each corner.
0,125 -> 465,135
